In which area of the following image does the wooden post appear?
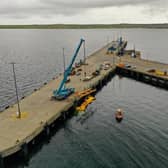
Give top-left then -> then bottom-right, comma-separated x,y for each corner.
21,143 -> 28,161
0,155 -> 4,168
136,72 -> 139,80
45,125 -> 50,136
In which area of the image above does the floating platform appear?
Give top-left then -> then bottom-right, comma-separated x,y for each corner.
1,39 -> 168,167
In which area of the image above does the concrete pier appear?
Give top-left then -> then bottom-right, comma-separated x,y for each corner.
0,41 -> 118,161
1,39 -> 168,165
116,53 -> 168,89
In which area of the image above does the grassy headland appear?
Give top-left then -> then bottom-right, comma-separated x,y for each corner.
0,24 -> 168,29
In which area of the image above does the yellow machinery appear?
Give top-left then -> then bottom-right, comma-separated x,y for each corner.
155,70 -> 166,76
147,69 -> 167,76
75,88 -> 96,99
76,96 -> 96,112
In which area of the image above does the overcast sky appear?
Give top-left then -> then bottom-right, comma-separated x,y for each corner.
0,0 -> 168,24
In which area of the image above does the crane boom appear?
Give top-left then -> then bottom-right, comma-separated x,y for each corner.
53,38 -> 85,100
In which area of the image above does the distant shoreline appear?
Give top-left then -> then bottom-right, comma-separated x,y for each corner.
0,24 -> 168,29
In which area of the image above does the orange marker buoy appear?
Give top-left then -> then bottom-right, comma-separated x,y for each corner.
115,109 -> 123,122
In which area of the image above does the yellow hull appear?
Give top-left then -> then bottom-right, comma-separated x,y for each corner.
76,96 -> 96,112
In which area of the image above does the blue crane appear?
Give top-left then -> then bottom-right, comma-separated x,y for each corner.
53,38 -> 85,100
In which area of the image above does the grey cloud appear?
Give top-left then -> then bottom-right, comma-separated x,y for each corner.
0,1 -> 84,17
0,0 -> 167,19
142,1 -> 168,17
40,0 -> 157,8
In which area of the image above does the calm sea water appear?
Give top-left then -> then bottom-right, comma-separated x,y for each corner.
21,76 -> 168,168
0,29 -> 168,168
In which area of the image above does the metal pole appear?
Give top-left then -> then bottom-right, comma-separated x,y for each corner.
62,48 -> 67,88
107,36 -> 109,44
83,40 -> 86,63
83,41 -> 86,77
11,62 -> 21,118
63,48 -> 66,73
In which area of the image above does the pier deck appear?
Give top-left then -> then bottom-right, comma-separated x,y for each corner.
0,42 -> 116,159
116,53 -> 168,85
121,54 -> 168,76
1,40 -> 168,163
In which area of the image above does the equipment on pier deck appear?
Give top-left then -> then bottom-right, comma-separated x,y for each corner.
147,69 -> 168,76
107,37 -> 126,55
76,95 -> 96,112
75,88 -> 96,99
53,38 -> 85,100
